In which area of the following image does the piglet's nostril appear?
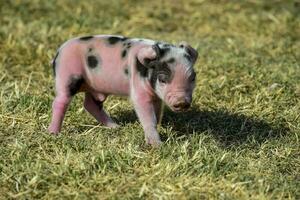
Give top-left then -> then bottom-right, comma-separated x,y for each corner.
173,102 -> 191,110
173,103 -> 181,109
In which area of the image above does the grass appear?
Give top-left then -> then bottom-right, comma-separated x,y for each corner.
0,0 -> 299,199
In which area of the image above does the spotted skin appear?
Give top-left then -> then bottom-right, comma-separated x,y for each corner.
68,76 -> 84,96
87,55 -> 98,69
136,57 -> 148,77
121,49 -> 127,58
107,36 -> 128,45
184,54 -> 192,62
159,47 -> 170,58
48,35 -> 198,146
79,36 -> 94,41
150,61 -> 173,88
166,57 -> 175,64
121,42 -> 132,59
124,68 -> 129,76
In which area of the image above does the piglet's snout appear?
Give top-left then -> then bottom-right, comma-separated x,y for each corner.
170,95 -> 192,112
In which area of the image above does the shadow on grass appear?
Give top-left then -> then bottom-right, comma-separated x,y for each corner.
115,107 -> 289,147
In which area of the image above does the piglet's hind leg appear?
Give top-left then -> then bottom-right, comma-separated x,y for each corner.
48,94 -> 71,134
84,92 -> 119,128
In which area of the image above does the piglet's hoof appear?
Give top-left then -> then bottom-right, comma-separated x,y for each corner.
105,122 -> 120,128
47,126 -> 60,135
146,137 -> 163,147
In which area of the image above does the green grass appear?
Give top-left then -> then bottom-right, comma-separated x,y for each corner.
0,0 -> 299,199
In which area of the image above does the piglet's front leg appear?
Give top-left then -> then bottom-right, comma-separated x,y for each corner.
131,92 -> 162,146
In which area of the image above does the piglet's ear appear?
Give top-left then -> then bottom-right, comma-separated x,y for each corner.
137,44 -> 161,67
179,41 -> 198,64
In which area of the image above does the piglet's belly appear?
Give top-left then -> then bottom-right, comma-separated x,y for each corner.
84,74 -> 130,96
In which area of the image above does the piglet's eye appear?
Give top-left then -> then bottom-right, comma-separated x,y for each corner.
158,74 -> 167,84
159,79 -> 167,83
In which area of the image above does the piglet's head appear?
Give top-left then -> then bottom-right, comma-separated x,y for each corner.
137,42 -> 198,112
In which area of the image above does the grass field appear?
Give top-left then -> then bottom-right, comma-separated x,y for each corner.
0,0 -> 300,199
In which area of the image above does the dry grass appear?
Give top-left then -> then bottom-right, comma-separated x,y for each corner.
0,0 -> 299,199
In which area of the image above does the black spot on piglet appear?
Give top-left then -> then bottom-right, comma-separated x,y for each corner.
79,36 -> 94,41
68,76 -> 84,96
184,54 -> 192,62
121,49 -> 127,58
160,47 -> 170,58
87,55 -> 98,68
108,36 -> 128,45
167,57 -> 175,64
136,57 -> 148,77
124,68 -> 129,76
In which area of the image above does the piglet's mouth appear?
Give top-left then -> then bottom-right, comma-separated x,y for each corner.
171,108 -> 188,112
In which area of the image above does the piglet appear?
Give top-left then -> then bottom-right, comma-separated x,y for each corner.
48,35 -> 198,146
